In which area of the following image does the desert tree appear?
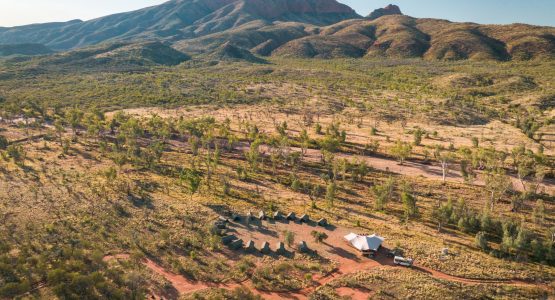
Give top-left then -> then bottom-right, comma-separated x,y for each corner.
475,232 -> 489,251
62,138 -> 71,155
283,230 -> 295,248
311,231 -> 328,244
217,119 -> 237,152
143,141 -> 165,169
299,129 -> 310,157
287,151 -> 302,173
333,158 -> 348,181
318,135 -> 340,154
533,200 -> 546,226
275,121 -> 288,137
484,170 -> 512,212
147,114 -> 171,143
413,128 -> 425,146
401,191 -> 418,221
6,144 -> 26,166
434,145 -> 455,183
458,147 -> 476,183
53,118 -> 65,146
180,169 -> 202,201
314,123 -> 322,135
472,147 -> 506,171
306,183 -> 323,208
119,117 -> 143,151
432,200 -> 452,232
511,144 -> 536,192
325,182 -> 336,208
64,107 -> 84,141
84,109 -> 105,143
201,133 -> 219,187
245,138 -> 262,172
514,226 -> 530,254
531,165 -> 548,195
390,140 -> 412,165
350,159 -> 369,183
371,176 -> 395,211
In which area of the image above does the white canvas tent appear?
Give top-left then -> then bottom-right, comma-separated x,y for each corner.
344,233 -> 384,252
344,233 -> 358,242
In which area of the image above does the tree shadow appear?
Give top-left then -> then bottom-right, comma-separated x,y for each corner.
324,243 -> 361,263
128,193 -> 154,209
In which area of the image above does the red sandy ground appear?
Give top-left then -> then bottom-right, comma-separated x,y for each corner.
336,286 -> 374,300
254,145 -> 555,195
104,219 -> 548,299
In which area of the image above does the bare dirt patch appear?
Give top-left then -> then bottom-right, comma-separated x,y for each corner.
336,286 -> 373,299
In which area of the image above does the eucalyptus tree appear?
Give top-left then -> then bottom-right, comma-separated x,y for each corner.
147,114 -> 171,143
65,107 -> 84,141
245,138 -> 262,173
511,144 -> 547,194
484,170 -> 512,212
118,117 -> 143,160
180,169 -> 202,201
299,129 -> 310,158
371,177 -> 395,211
391,140 -> 412,165
84,109 -> 106,143
434,145 -> 455,183
402,191 -> 418,221
413,128 -> 425,146
53,118 -> 65,147
325,182 -> 336,208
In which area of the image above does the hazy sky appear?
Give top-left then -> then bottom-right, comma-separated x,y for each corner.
0,0 -> 553,27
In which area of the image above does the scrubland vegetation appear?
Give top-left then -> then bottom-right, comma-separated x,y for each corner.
0,56 -> 554,299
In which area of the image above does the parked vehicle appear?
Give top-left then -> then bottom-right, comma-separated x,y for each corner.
387,248 -> 403,258
394,256 -> 414,267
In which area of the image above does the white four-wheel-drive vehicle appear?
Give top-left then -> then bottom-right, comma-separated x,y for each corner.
394,256 -> 414,267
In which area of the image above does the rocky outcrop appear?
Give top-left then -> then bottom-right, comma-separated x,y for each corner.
367,4 -> 402,20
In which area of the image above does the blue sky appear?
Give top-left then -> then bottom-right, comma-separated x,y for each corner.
0,0 -> 553,27
344,0 -> 555,26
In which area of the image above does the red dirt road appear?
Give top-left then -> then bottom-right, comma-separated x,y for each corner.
104,220 -> 550,299
261,145 -> 555,194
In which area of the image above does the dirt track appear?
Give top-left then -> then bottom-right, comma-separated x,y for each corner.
104,219 -> 551,299
247,144 -> 555,194
104,253 -> 549,300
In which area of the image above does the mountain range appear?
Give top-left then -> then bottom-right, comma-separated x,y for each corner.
0,0 -> 553,63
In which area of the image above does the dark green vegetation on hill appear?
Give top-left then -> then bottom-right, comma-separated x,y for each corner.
208,42 -> 267,63
1,42 -> 190,71
0,43 -> 53,57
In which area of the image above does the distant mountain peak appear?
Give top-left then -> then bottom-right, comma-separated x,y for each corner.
241,0 -> 357,18
0,0 -> 359,50
367,4 -> 402,20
